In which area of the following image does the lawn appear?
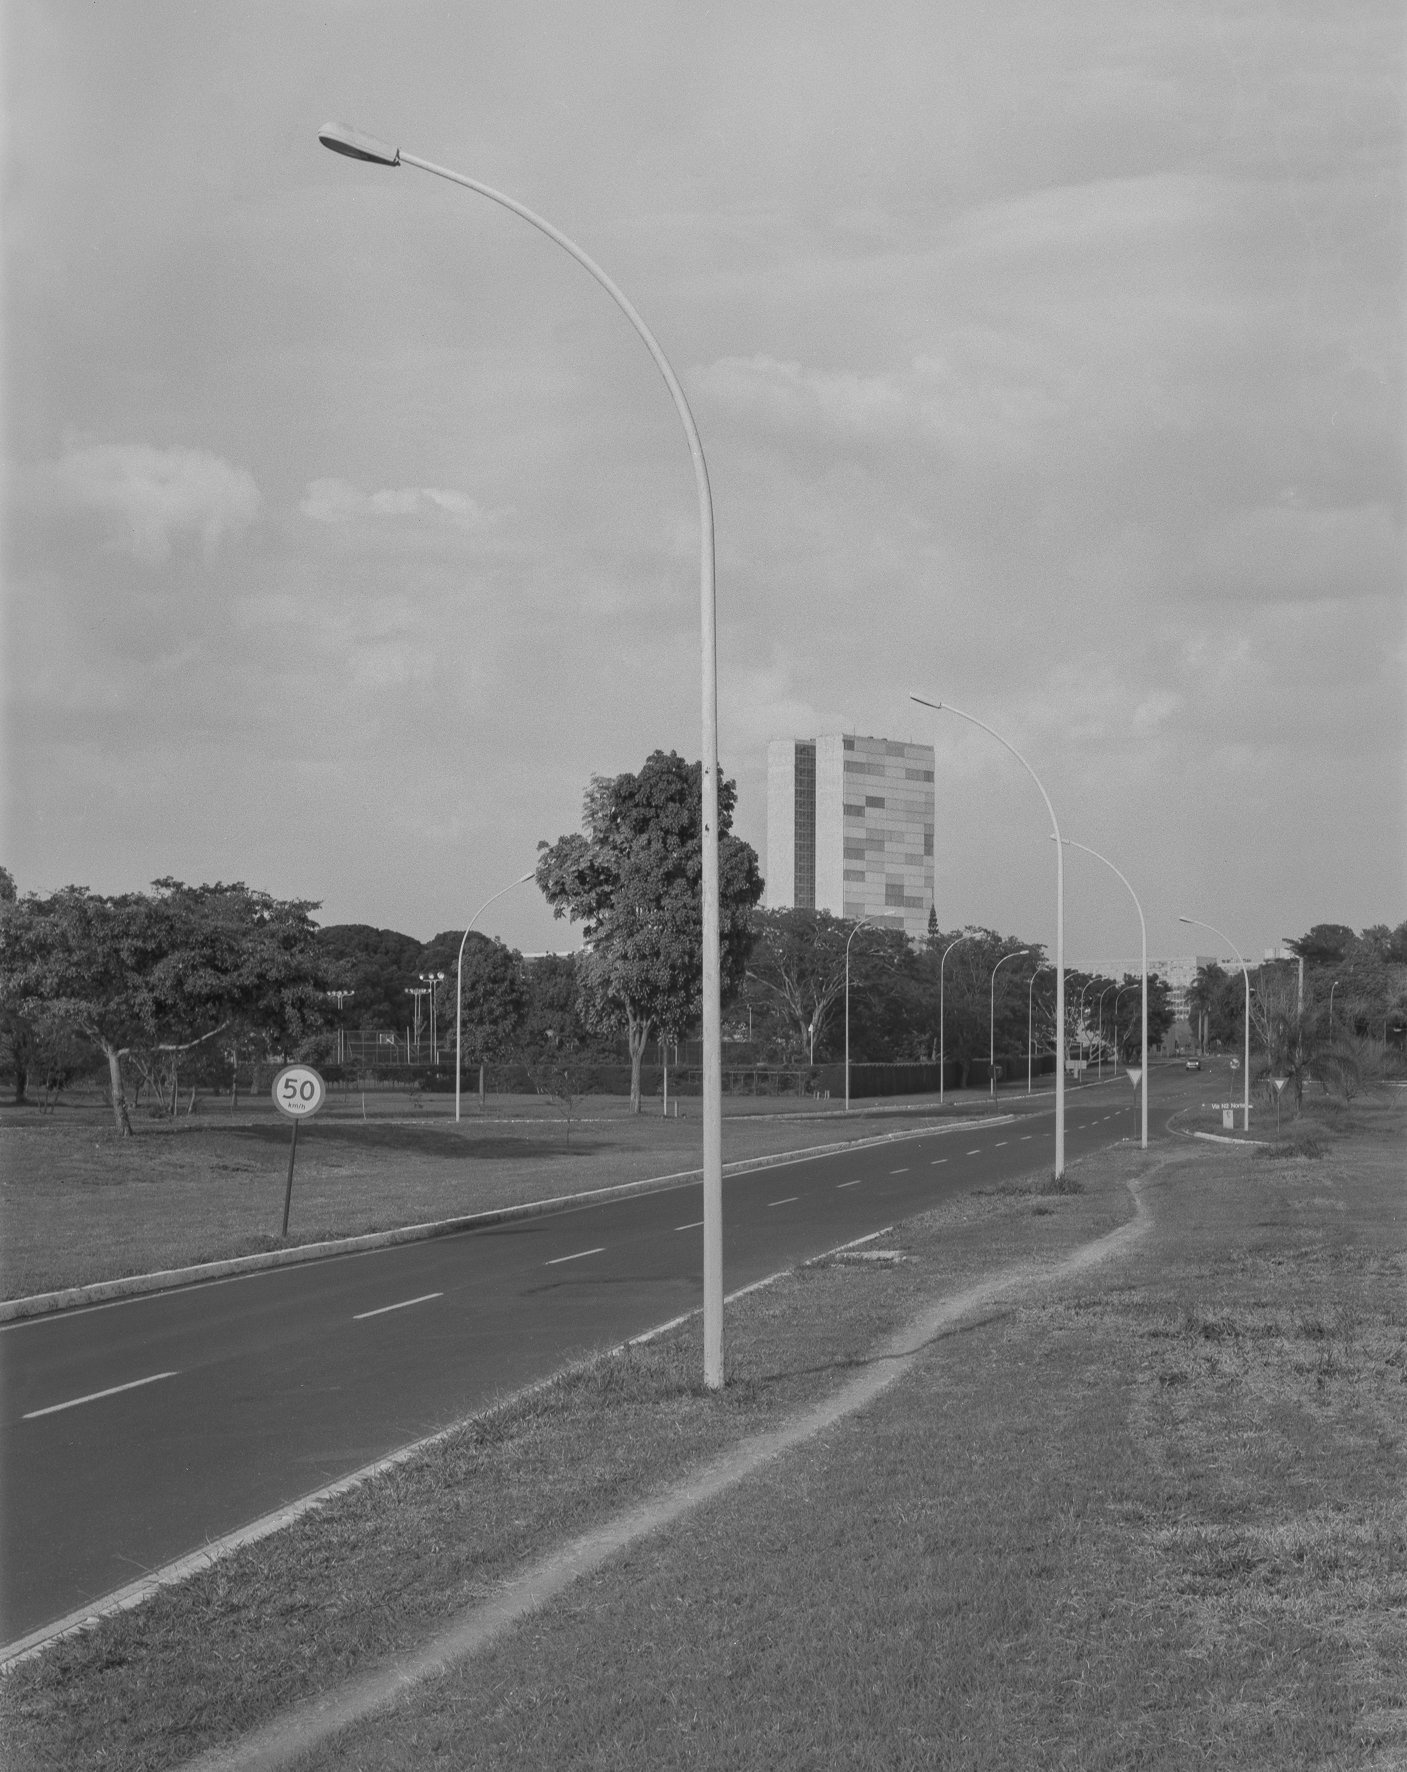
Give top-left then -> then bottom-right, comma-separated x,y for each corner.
0,1084 -> 1007,1300
3,1093 -> 1401,1769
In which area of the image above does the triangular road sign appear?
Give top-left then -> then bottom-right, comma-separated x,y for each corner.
1127,1068 -> 1143,1089
1272,1076 -> 1288,1095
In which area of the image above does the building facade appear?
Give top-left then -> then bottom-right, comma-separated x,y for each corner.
766,733 -> 935,940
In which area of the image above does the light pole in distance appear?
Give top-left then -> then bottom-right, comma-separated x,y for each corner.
455,873 -> 536,1124
913,696 -> 1066,1178
319,124 -> 727,1389
1180,915 -> 1251,1130
1027,963 -> 1049,1095
844,918 -> 869,1112
1059,838 -> 1149,1147
938,932 -> 971,1107
990,949 -> 1030,1100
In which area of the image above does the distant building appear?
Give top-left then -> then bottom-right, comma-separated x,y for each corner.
766,733 -> 935,940
1100,954 -> 1231,1023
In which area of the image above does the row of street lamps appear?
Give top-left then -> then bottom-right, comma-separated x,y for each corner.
317,122 -> 1247,1391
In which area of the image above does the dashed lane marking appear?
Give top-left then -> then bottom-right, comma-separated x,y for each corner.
675,1220 -> 703,1231
837,1179 -> 863,1189
769,1196 -> 799,1207
889,1167 -> 909,1174
546,1247 -> 606,1266
23,1371 -> 177,1421
353,1292 -> 443,1322
930,1158 -> 947,1166
965,1149 -> 981,1156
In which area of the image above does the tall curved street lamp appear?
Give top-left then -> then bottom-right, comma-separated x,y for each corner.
1027,963 -> 1049,1095
938,932 -> 971,1107
990,949 -> 1030,1099
912,694 -> 1065,1176
844,918 -> 869,1112
1112,981 -> 1139,1087
455,873 -> 536,1123
1180,915 -> 1250,1130
1060,839 -> 1149,1147
319,125 -> 727,1387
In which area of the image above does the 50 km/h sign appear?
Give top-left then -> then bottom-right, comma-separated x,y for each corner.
272,1064 -> 326,1121
271,1065 -> 326,1237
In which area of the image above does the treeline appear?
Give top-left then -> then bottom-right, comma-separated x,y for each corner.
1189,921 -> 1407,1104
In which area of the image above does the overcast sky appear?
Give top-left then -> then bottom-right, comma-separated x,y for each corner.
4,1 -> 1402,969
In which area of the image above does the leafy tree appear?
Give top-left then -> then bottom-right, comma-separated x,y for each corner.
315,924 -> 425,1032
918,928 -> 1040,1087
1113,973 -> 1175,1061
1286,924 -> 1356,966
536,750 -> 763,1112
1187,962 -> 1242,1051
741,909 -> 911,1066
1,880 -> 334,1134
438,934 -> 528,1068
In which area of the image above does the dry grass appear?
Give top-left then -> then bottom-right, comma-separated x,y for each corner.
4,1102 -> 1402,1770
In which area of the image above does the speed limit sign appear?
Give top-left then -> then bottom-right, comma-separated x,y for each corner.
272,1064 -> 326,1121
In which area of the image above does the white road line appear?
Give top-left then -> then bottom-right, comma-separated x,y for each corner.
889,1167 -> 909,1174
1021,1135 -> 1033,1141
675,1220 -> 704,1231
994,1141 -> 1008,1147
930,1158 -> 947,1166
353,1292 -> 443,1322
837,1179 -> 863,1189
965,1148 -> 981,1156
769,1196 -> 799,1207
546,1247 -> 606,1266
23,1371 -> 177,1421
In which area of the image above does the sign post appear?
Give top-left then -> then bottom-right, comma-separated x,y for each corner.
1126,1066 -> 1142,1119
272,1064 -> 326,1238
1271,1075 -> 1288,1135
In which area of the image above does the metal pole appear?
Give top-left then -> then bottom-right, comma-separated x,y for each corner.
317,126 -> 727,1389
915,697 -> 1065,1177
990,950 -> 1029,1100
1180,915 -> 1251,1130
1061,839 -> 1150,1149
1027,964 -> 1048,1096
844,920 -> 866,1112
939,933 -> 970,1109
455,875 -> 534,1124
281,1119 -> 298,1239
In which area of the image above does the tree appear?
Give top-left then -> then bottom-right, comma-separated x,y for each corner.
1286,924 -> 1356,966
917,928 -> 1040,1087
1187,962 -> 1242,1052
743,909 -> 891,1065
536,751 -> 763,1112
1,880 -> 334,1134
440,934 -> 528,1069
315,924 -> 425,1032
1113,973 -> 1175,1061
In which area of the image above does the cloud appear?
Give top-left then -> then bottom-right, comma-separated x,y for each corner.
300,477 -> 496,529
1180,502 -> 1401,604
52,443 -> 261,562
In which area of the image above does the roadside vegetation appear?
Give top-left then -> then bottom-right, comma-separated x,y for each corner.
3,1103 -> 1402,1771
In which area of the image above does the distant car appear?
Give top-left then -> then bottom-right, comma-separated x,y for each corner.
1185,1058 -> 1201,1071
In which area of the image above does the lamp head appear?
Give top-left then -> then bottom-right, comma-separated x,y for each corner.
318,123 -> 401,166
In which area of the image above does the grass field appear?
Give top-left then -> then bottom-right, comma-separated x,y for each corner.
0,1083 -> 1018,1300
3,1093 -> 1401,1770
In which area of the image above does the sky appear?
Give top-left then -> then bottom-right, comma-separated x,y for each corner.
3,0 -> 1403,971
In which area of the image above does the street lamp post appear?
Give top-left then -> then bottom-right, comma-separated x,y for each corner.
319,125 -> 728,1389
913,695 -> 1065,1177
1112,982 -> 1138,1079
1060,840 -> 1149,1147
1329,978 -> 1339,1036
844,919 -> 868,1113
938,932 -> 971,1107
1095,983 -> 1115,1081
990,950 -> 1030,1099
419,971 -> 446,1066
1180,915 -> 1251,1130
1027,963 -> 1049,1095
455,873 -> 536,1124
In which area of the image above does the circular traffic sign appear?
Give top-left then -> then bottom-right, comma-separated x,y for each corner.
272,1064 -> 326,1121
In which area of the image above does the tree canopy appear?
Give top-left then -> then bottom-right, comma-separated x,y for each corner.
536,750 -> 763,1110
0,879 -> 334,1133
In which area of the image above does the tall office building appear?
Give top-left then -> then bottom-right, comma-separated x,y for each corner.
766,733 -> 935,940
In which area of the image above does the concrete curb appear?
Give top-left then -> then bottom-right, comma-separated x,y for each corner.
0,1115 -> 1016,1324
1191,1130 -> 1271,1148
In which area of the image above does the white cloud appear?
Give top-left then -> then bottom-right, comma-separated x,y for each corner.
300,477 -> 496,530
52,443 -> 261,562
1180,503 -> 1401,605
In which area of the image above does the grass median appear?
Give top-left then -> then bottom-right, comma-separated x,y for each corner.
4,1096 -> 1402,1769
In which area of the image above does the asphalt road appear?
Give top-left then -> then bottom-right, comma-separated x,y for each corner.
1,1076 -> 1175,1645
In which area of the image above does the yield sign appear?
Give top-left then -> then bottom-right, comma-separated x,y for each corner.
1126,1068 -> 1143,1089
1272,1076 -> 1288,1095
